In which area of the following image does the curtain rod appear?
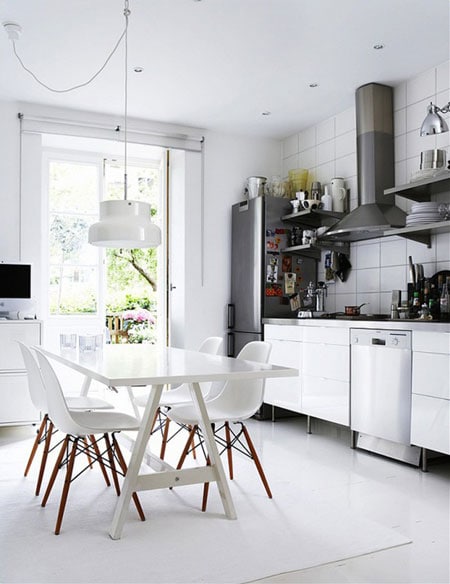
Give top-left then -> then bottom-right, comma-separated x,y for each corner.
18,112 -> 205,144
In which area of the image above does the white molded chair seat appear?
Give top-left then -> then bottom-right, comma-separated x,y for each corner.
167,341 -> 272,511
33,347 -> 145,534
18,342 -> 113,496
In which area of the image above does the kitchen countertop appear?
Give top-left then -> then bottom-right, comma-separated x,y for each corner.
263,316 -> 450,332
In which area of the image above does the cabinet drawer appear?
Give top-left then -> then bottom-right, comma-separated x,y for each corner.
265,324 -> 302,342
303,343 -> 349,381
302,375 -> 349,426
303,326 -> 349,346
413,352 -> 450,400
264,376 -> 301,411
413,331 -> 450,354
411,394 -> 450,455
0,373 -> 40,425
0,323 -> 41,370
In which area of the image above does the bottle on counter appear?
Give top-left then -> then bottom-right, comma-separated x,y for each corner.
411,291 -> 421,316
440,280 -> 449,318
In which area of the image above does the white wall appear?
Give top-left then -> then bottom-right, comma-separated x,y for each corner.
282,60 -> 450,315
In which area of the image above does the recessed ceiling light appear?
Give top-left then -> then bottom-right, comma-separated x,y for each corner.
373,43 -> 385,50
134,66 -> 144,73
309,82 -> 319,88
261,111 -> 271,116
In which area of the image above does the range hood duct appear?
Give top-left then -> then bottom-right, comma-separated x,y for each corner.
325,83 -> 406,242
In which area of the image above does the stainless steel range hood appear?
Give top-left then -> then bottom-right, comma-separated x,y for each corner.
324,83 -> 406,242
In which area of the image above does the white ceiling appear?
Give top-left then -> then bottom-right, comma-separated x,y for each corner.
0,0 -> 449,139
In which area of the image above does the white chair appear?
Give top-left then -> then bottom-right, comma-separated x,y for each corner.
33,347 -> 145,535
18,342 -> 114,496
167,340 -> 272,511
130,336 -> 223,459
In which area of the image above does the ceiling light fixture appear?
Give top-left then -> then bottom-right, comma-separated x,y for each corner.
373,43 -> 384,50
420,101 -> 450,136
89,1 -> 161,248
309,82 -> 319,88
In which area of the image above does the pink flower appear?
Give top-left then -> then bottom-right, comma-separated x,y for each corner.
122,308 -> 155,325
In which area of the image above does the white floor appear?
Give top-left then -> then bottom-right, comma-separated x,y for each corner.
1,414 -> 449,583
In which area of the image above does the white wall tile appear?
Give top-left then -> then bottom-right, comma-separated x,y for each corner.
395,134 -> 407,162
316,118 -> 335,144
406,127 -> 436,160
335,130 -> 356,159
394,108 -> 406,137
406,68 -> 436,105
335,107 -> 356,135
356,267 -> 380,293
283,134 -> 299,159
315,161 -> 335,185
394,82 -> 407,111
282,154 -> 299,179
380,237 -> 407,266
298,147 -> 316,169
406,239 -> 436,265
435,232 -> 450,262
335,292 -> 356,311
356,292 -> 380,313
317,139 -> 335,164
437,60 -> 450,93
299,126 -> 316,151
379,292 -> 394,314
395,160 -> 407,187
380,265 -> 408,292
336,153 -> 356,178
356,242 -> 380,268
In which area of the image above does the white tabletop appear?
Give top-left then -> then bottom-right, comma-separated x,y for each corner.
40,344 -> 297,387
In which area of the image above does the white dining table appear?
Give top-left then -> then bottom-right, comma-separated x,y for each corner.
39,343 -> 297,539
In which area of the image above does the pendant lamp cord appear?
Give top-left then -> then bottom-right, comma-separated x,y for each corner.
10,2 -> 129,95
124,0 -> 130,200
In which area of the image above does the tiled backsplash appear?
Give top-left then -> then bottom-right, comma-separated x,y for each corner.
282,61 -> 450,315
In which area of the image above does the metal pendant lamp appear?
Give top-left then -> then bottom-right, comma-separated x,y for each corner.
89,1 -> 161,249
420,102 -> 450,136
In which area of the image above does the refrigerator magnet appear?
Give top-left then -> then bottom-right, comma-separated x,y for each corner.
289,293 -> 301,311
282,255 -> 292,272
284,272 -> 296,295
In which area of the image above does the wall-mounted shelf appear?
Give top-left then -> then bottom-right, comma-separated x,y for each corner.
282,240 -> 349,259
384,173 -> 450,202
384,220 -> 450,247
281,208 -> 345,227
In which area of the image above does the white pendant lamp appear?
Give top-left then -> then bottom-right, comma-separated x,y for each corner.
88,0 -> 161,249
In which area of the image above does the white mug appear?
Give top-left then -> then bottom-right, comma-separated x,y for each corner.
331,177 -> 346,212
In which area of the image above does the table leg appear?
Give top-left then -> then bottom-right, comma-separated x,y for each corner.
109,383 -> 164,540
189,382 -> 237,520
79,375 -> 92,397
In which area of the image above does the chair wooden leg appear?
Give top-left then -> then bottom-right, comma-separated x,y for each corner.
241,424 -> 272,498
24,415 -> 47,477
224,422 -> 234,480
176,425 -> 198,470
201,456 -> 211,512
159,417 -> 171,460
89,435 -> 111,487
54,438 -> 78,535
42,436 -> 68,507
83,437 -> 93,468
112,436 -> 146,522
35,420 -> 55,496
104,433 -> 121,496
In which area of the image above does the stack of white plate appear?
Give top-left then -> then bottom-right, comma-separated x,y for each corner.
406,201 -> 441,225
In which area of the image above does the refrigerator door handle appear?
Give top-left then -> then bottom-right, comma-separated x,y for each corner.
227,332 -> 235,358
227,303 -> 235,329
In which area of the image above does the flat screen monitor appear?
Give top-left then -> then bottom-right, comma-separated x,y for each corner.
0,263 -> 31,299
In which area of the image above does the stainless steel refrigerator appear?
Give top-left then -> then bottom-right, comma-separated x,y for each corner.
227,195 -> 316,357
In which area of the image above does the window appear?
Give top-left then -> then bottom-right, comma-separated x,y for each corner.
48,159 -> 100,315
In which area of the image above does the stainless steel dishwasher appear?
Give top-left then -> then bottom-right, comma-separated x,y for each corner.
350,328 -> 420,465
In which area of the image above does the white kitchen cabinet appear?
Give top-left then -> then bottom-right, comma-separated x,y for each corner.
0,321 -> 42,426
411,331 -> 450,455
264,325 -> 302,412
264,323 -> 350,426
301,326 -> 350,426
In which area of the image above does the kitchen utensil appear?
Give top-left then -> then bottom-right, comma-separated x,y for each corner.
331,178 -> 347,212
246,176 -> 267,199
408,256 -> 416,286
345,303 -> 367,316
335,253 -> 352,282
420,149 -> 447,170
310,181 -> 322,199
